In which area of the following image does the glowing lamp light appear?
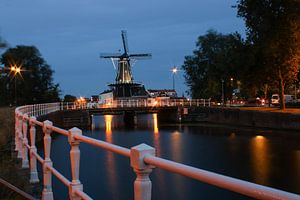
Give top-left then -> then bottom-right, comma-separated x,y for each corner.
15,67 -> 21,73
172,67 -> 178,74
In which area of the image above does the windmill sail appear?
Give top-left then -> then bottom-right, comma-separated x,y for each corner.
100,30 -> 151,98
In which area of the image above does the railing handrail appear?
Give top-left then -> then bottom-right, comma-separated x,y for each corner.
13,102 -> 300,200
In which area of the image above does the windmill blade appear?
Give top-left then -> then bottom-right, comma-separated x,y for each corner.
100,53 -> 122,58
121,30 -> 129,54
129,53 -> 152,60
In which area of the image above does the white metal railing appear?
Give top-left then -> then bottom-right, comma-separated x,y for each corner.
97,98 -> 211,108
72,98 -> 211,109
14,103 -> 300,200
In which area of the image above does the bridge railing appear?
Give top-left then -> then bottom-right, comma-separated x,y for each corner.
95,98 -> 211,109
14,103 -> 300,200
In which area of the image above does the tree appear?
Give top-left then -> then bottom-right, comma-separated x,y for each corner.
237,0 -> 300,109
0,45 -> 60,106
0,36 -> 7,49
182,30 -> 245,100
63,94 -> 77,102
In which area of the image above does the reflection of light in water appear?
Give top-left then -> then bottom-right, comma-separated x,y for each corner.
250,135 -> 270,185
229,132 -> 236,139
104,115 -> 113,136
153,113 -> 159,134
152,113 -> 161,156
170,130 -> 185,199
170,131 -> 182,162
103,115 -> 118,198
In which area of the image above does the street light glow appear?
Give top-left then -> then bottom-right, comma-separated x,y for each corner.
172,67 -> 178,74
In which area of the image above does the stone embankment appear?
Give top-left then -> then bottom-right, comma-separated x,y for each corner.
182,107 -> 300,130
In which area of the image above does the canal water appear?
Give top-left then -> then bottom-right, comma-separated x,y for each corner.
38,114 -> 300,200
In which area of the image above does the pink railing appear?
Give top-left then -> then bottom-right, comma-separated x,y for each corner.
14,103 -> 300,200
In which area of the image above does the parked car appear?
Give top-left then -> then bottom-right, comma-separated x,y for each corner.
271,94 -> 295,105
246,97 -> 265,107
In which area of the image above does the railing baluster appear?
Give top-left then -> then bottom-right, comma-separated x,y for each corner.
29,117 -> 39,183
130,144 -> 155,200
42,120 -> 54,200
22,114 -> 29,168
68,127 -> 83,200
17,114 -> 23,158
14,112 -> 19,152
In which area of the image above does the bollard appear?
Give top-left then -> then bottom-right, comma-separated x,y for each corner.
130,144 -> 155,200
68,127 -> 83,200
42,120 -> 54,200
22,114 -> 29,168
29,117 -> 39,183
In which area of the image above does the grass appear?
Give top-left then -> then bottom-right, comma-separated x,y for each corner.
0,107 -> 41,199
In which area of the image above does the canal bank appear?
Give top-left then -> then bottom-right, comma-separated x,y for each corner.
181,107 -> 300,131
39,107 -> 300,131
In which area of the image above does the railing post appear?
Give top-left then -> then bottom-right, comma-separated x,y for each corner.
42,120 -> 54,200
68,127 -> 83,200
130,144 -> 155,200
22,114 -> 29,168
17,114 -> 23,158
14,112 -> 19,152
29,117 -> 39,183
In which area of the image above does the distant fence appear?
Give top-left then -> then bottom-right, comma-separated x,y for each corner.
14,102 -> 300,200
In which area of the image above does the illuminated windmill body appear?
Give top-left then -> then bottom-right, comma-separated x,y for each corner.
100,31 -> 151,98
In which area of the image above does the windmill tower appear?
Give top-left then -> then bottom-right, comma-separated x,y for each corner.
100,31 -> 151,99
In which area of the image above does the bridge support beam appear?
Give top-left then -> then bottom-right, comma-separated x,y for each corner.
42,120 -> 54,200
130,144 -> 155,200
29,117 -> 39,183
123,111 -> 137,127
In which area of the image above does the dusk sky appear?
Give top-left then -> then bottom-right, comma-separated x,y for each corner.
0,0 -> 245,98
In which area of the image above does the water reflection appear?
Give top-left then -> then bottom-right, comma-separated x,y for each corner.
104,115 -> 113,136
103,115 -> 118,199
152,113 -> 161,156
250,135 -> 270,185
153,113 -> 159,134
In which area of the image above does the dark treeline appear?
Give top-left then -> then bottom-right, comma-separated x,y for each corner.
0,45 -> 60,106
182,0 -> 300,109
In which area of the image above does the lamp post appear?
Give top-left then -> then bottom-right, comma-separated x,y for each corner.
221,79 -> 224,106
10,65 -> 22,106
230,77 -> 234,105
171,66 -> 178,91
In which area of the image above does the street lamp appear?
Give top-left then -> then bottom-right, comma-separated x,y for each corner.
171,66 -> 178,91
221,79 -> 224,106
230,77 -> 234,105
10,64 -> 22,105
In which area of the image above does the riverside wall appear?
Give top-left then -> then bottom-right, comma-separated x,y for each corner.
182,107 -> 300,130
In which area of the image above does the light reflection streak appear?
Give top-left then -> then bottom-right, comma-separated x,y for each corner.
250,135 -> 270,185
152,113 -> 161,156
103,115 -> 118,197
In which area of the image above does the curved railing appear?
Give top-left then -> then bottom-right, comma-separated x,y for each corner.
14,103 -> 300,200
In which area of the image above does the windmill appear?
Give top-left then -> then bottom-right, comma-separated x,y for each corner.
100,30 -> 152,98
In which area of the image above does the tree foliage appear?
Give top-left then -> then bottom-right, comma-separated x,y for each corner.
182,30 -> 245,100
63,94 -> 77,102
0,45 -> 60,106
237,0 -> 300,109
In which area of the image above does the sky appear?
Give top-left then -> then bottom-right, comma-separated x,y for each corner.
0,0 -> 245,98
